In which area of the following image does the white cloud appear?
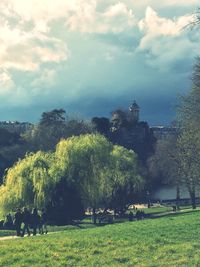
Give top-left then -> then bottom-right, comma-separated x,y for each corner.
0,71 -> 14,94
164,0 -> 199,6
0,0 -> 135,34
0,0 -> 135,78
131,0 -> 199,9
67,1 -> 135,33
0,19 -> 68,72
137,7 -> 198,71
139,7 -> 194,37
0,0 -> 76,26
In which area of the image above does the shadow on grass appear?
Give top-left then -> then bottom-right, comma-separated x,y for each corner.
1,208 -> 200,238
72,208 -> 200,229
148,208 -> 200,220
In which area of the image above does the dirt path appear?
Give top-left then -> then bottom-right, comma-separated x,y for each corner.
0,232 -> 56,241
0,235 -> 18,241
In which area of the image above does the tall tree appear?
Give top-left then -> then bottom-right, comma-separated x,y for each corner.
177,129 -> 200,209
24,109 -> 92,151
148,135 -> 181,207
177,57 -> 200,208
54,134 -> 144,222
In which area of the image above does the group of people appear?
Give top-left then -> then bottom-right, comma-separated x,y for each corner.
128,209 -> 146,221
14,207 -> 48,237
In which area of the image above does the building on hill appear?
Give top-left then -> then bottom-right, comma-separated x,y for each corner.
93,101 -> 178,162
110,101 -> 156,162
129,100 -> 140,122
0,121 -> 33,134
151,126 -> 177,140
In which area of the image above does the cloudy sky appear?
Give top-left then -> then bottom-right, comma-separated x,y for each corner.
0,0 -> 199,125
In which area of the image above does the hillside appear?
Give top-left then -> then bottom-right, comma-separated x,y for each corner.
1,211 -> 200,266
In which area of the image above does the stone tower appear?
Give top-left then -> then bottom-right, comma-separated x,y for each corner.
129,101 -> 140,122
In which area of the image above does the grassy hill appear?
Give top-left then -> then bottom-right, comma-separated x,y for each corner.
1,211 -> 200,266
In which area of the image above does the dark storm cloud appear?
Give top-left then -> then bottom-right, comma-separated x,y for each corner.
0,1 -> 199,125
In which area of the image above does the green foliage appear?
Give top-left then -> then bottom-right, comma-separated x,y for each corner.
55,134 -> 143,209
148,136 -> 180,188
0,134 -> 143,217
23,110 -> 93,152
106,146 -> 144,210
40,109 -> 66,127
0,151 -> 54,214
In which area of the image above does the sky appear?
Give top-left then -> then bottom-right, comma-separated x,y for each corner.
0,0 -> 199,125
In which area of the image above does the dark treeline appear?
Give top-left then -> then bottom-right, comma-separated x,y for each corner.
0,106 -> 154,225
0,106 -> 155,185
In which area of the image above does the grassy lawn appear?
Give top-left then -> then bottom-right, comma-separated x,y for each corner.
1,211 -> 200,266
0,222 -> 95,238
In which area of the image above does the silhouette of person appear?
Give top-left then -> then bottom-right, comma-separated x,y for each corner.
21,207 -> 31,237
4,213 -> 14,229
31,208 -> 40,236
14,208 -> 22,236
128,211 -> 134,221
40,209 -> 48,234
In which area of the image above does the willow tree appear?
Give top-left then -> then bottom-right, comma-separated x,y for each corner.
55,134 -> 144,222
106,145 -> 144,214
0,151 -> 54,214
55,134 -> 112,223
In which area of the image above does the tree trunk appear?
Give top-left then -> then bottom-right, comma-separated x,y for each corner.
189,190 -> 196,209
176,184 -> 180,210
92,207 -> 97,224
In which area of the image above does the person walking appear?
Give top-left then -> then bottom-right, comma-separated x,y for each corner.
4,213 -> 14,229
31,208 -> 40,236
40,209 -> 48,234
21,207 -> 31,237
128,211 -> 134,222
14,208 -> 22,236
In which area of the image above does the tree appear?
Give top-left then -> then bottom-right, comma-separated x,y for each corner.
40,109 -> 66,127
55,134 -> 112,223
177,57 -> 200,208
0,134 -> 144,224
25,109 -> 68,151
111,109 -> 128,129
92,117 -> 110,137
54,134 -> 144,222
23,109 -> 93,152
0,128 -> 21,148
148,135 -> 181,207
0,151 -> 54,214
0,128 -> 25,184
46,179 -> 84,225
177,129 -> 200,209
0,151 -> 84,224
107,145 -> 144,214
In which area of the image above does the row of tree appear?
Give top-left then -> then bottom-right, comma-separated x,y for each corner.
149,57 -> 200,209
0,110 -> 93,185
0,134 -> 143,224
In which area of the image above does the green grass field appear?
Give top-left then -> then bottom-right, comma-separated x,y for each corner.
1,210 -> 200,266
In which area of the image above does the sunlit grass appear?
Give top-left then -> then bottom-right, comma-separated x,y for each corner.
1,211 -> 200,266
